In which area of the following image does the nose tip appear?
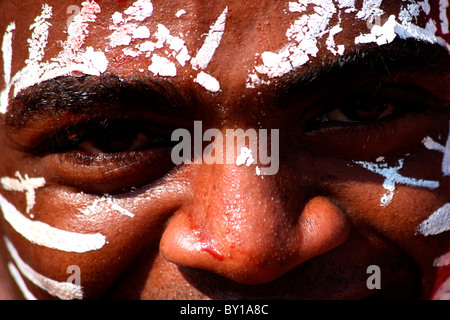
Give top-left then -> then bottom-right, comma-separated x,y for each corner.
160,193 -> 350,285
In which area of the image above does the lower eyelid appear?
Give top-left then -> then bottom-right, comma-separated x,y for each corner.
41,148 -> 175,194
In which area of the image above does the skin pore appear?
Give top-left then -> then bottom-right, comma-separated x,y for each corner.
0,0 -> 449,300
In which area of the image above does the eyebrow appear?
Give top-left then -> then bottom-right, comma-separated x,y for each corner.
5,75 -> 195,129
275,38 -> 449,110
4,38 -> 449,128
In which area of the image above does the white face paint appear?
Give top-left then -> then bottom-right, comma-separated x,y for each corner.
0,22 -> 15,114
80,194 -> 135,218
7,262 -> 37,300
422,122 -> 450,176
417,203 -> 450,236
247,0 -> 450,87
1,171 -> 46,216
194,71 -> 221,93
434,251 -> 450,267
190,7 -> 228,70
353,159 -> 440,207
5,237 -> 83,300
432,276 -> 450,300
236,146 -> 256,167
0,194 -> 106,253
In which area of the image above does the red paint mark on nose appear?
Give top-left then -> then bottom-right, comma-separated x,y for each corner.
201,242 -> 224,261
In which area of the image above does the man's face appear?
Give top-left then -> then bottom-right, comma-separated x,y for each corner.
0,0 -> 448,300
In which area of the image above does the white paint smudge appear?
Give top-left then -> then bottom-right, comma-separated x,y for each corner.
194,71 -> 221,93
236,147 -> 255,166
432,276 -> 450,300
5,237 -> 83,300
0,22 -> 15,114
355,0 -> 384,20
442,123 -> 450,176
423,136 -> 446,153
355,14 -> 398,45
417,203 -> 450,236
434,251 -> 450,267
7,262 -> 38,300
422,123 -> 450,176
80,195 -> 135,218
123,0 -> 154,22
1,171 -> 46,216
354,159 -> 440,206
175,9 -> 186,18
191,7 -> 228,70
440,0 -> 449,34
148,54 -> 177,77
0,193 -> 106,253
255,0 -> 338,78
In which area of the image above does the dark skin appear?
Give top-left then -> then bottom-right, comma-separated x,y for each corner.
0,0 -> 449,300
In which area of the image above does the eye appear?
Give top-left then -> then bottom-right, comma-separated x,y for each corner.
320,99 -> 396,123
74,123 -> 168,154
37,120 -> 178,194
301,85 -> 447,159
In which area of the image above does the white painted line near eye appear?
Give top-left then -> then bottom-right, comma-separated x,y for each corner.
7,262 -> 38,300
0,194 -> 106,253
432,276 -> 450,300
354,159 -> 440,207
417,203 -> 450,237
5,237 -> 83,300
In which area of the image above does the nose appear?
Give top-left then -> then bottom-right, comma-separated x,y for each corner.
160,164 -> 350,285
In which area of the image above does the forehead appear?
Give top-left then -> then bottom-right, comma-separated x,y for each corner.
0,0 -> 448,101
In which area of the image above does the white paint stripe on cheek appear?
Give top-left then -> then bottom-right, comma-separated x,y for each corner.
7,262 -> 38,300
440,0 -> 449,34
5,237 -> 83,300
434,251 -> 450,267
417,203 -> 450,236
0,194 -> 106,253
354,159 -> 440,206
191,7 -> 228,70
0,22 -> 15,114
1,171 -> 46,215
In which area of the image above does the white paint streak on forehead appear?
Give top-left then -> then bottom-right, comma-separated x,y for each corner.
7,262 -> 37,300
0,193 -> 106,253
432,276 -> 450,300
7,1 -> 108,102
123,0 -> 154,22
434,251 -> 450,267
148,54 -> 177,77
194,71 -> 221,93
255,0 -> 337,79
175,9 -> 186,18
354,159 -> 440,206
355,14 -> 398,45
356,0 -> 384,20
1,171 -> 46,215
191,7 -> 228,70
0,22 -> 15,114
5,237 -> 83,300
417,203 -> 450,236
